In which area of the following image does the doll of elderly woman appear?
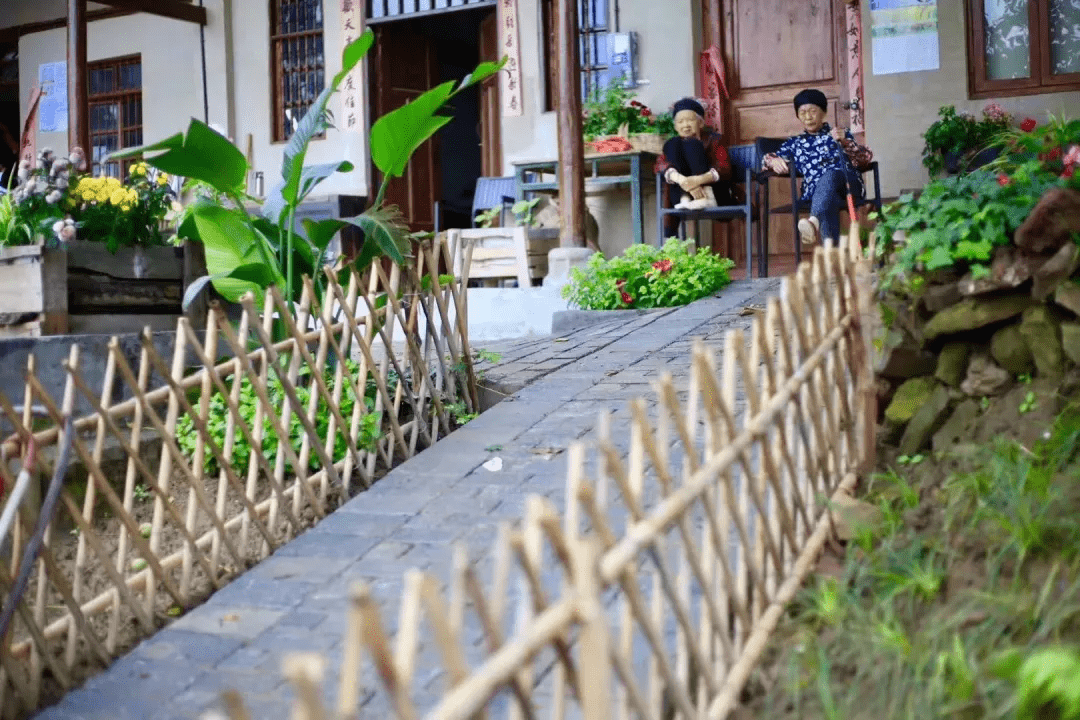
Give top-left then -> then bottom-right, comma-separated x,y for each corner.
761,88 -> 872,247
655,98 -> 732,214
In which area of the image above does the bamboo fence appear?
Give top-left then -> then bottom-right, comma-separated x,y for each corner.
0,233 -> 478,718
227,227 -> 878,720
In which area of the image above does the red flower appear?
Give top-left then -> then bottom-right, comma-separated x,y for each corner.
997,173 -> 1011,186
640,108 -> 652,117
620,291 -> 634,305
652,259 -> 673,273
629,100 -> 643,108
1050,147 -> 1063,161
1020,117 -> 1037,132
615,278 -> 627,288
1064,166 -> 1075,179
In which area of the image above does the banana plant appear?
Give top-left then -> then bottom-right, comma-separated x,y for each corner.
113,29 -> 504,316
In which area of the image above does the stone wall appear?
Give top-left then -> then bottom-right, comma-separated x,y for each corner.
879,188 -> 1080,454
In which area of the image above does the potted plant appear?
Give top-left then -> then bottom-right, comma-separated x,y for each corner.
0,148 -> 78,336
922,104 -> 1010,177
582,82 -> 668,154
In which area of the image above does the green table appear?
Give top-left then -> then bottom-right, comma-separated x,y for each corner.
512,151 -> 658,246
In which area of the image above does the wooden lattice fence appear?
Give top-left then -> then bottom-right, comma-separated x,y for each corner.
226,232 -> 878,719
0,234 -> 478,718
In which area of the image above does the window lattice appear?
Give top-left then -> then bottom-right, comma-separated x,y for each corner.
271,0 -> 326,142
88,55 -> 141,179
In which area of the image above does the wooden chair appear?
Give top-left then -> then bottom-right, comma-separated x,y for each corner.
755,136 -> 882,277
448,226 -> 560,288
655,143 -> 760,273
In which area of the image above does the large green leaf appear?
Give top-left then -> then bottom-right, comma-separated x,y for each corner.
457,58 -> 507,90
370,80 -> 456,178
299,160 -> 355,201
280,31 -> 374,207
340,205 -> 410,265
112,119 -> 248,195
302,217 -> 349,252
192,205 -> 280,303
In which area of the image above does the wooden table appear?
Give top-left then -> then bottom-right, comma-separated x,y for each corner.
512,151 -> 658,246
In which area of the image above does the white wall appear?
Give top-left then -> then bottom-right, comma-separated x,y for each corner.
861,0 -> 1080,196
19,15 -> 207,159
229,0 -> 369,199
14,0 -> 368,198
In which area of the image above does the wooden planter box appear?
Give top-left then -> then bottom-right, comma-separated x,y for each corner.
66,242 -> 184,335
449,227 -> 560,287
0,244 -> 68,337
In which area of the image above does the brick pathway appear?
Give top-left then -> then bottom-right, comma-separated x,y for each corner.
35,278 -> 782,720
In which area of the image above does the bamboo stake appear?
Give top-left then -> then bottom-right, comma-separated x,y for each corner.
67,345 -> 116,666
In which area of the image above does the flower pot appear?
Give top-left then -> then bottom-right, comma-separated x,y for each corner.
65,241 -> 184,334
0,243 -> 68,337
968,146 -> 1000,171
943,151 -> 964,175
629,133 -> 666,154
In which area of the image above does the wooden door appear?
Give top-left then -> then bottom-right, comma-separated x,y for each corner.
373,26 -> 441,233
478,12 -> 502,177
722,0 -> 851,263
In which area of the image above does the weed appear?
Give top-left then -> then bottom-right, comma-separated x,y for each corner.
1019,373 -> 1033,385
995,646 -> 1080,719
485,444 -> 503,452
133,484 -> 152,502
446,401 -> 478,426
1020,390 -> 1039,414
897,453 -> 926,466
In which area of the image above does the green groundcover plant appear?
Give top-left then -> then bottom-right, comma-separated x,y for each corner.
561,239 -> 735,310
175,360 -> 386,478
877,113 -> 1080,291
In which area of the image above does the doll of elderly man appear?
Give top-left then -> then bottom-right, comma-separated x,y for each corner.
656,98 -> 732,213
761,88 -> 873,247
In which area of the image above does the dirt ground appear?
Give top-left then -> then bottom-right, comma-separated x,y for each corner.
739,372 -> 1080,718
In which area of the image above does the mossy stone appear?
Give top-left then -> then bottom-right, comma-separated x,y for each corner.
935,342 -> 971,387
990,324 -> 1034,376
884,376 -> 937,425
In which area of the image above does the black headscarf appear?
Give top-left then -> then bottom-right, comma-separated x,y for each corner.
672,97 -> 705,118
792,89 -> 828,114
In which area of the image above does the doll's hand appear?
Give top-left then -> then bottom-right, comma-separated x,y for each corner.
678,175 -> 701,192
767,156 -> 789,174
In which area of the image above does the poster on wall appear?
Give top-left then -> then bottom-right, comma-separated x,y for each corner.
339,0 -> 364,132
38,62 -> 68,133
870,0 -> 940,75
497,0 -> 524,117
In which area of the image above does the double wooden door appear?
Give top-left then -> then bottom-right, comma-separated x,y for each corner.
370,12 -> 501,234
720,0 -> 854,262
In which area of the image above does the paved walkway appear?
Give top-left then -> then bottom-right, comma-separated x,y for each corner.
36,279 -> 782,720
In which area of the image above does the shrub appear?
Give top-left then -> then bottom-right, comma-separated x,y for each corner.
175,360 -> 385,478
561,239 -> 735,310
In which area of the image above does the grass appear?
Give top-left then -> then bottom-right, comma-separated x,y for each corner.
749,402 -> 1080,720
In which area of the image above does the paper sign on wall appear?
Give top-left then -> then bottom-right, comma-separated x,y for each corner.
497,0 -> 523,117
340,0 -> 364,131
38,62 -> 68,133
870,0 -> 940,75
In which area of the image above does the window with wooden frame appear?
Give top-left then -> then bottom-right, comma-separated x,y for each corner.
967,0 -> 1080,98
270,0 -> 326,142
541,0 -> 614,112
88,55 -> 142,178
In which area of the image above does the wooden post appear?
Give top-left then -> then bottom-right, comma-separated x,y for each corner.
67,0 -> 90,157
555,0 -> 586,248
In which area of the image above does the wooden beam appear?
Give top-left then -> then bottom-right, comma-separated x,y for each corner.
91,0 -> 207,25
555,0 -> 586,249
0,8 -> 134,44
68,0 -> 90,157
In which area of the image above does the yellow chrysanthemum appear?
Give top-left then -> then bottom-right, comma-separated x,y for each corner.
120,204 -> 132,213
130,163 -> 146,176
96,191 -> 109,203
81,190 -> 96,202
157,173 -> 169,186
109,188 -> 128,205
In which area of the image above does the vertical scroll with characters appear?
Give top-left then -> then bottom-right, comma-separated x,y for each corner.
497,0 -> 523,117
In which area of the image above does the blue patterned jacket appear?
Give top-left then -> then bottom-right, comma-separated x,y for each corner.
762,123 -> 872,201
